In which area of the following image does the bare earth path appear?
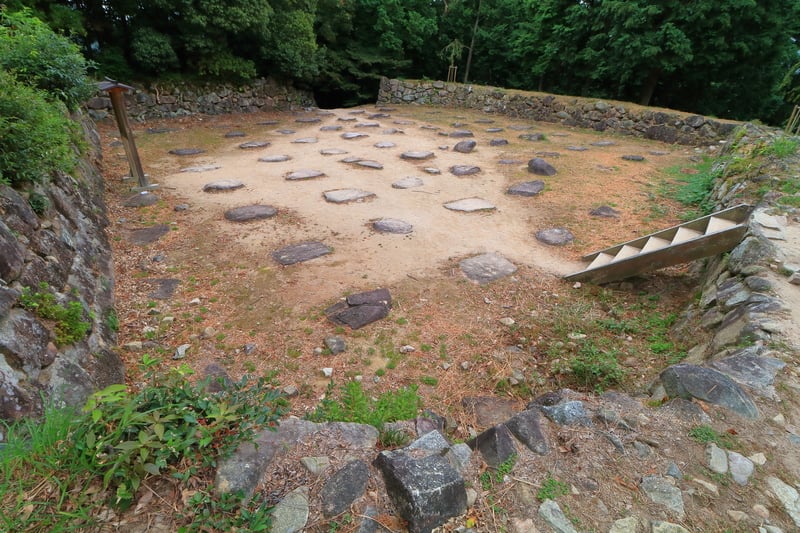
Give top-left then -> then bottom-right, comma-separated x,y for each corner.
101,104 -> 702,413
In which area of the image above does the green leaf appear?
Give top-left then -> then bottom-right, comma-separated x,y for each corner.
143,462 -> 161,476
153,423 -> 165,440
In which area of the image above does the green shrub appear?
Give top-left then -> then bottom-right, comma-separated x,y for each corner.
0,70 -> 78,186
567,342 -> 625,392
0,9 -> 94,110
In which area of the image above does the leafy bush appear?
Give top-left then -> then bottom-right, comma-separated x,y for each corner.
0,9 -> 94,110
0,357 -> 285,530
77,356 -> 286,507
0,70 -> 78,186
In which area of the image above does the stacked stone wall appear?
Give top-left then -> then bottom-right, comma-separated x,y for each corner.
377,77 -> 739,145
87,78 -> 316,121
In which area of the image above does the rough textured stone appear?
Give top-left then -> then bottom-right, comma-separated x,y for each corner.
169,148 -> 205,156
767,476 -> 800,526
372,218 -> 413,234
706,443 -> 728,474
449,165 -> 481,176
444,198 -> 496,212
537,499 -> 578,533
320,460 -> 370,517
401,151 -> 435,160
527,157 -> 557,176
539,401 -> 592,426
270,487 -> 309,533
122,191 -> 159,207
640,476 -> 685,517
453,140 -> 477,153
468,424 -> 518,468
272,241 -> 332,265
323,189 -> 376,203
324,336 -> 347,354
659,364 -> 759,418
258,154 -> 291,162
507,180 -> 545,197
651,522 -> 690,533
374,450 -> 467,533
356,160 -> 384,169
709,348 -> 785,399
459,253 -> 517,284
326,289 -> 392,329
0,223 -> 25,281
239,141 -> 271,149
590,205 -> 621,218
609,516 -> 640,533
223,205 -> 277,222
536,228 -> 575,246
202,180 -> 245,192
392,176 -> 424,189
286,169 -> 326,181
727,451 -> 754,485
128,224 -> 170,245
505,408 -> 549,455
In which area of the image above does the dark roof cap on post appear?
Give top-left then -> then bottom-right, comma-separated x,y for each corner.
97,78 -> 135,92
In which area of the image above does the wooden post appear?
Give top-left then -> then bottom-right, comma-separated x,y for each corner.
97,79 -> 149,189
447,66 -> 458,83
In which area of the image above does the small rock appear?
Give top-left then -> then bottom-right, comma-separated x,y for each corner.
173,344 -> 190,360
640,476 -> 685,517
752,503 -> 770,519
536,228 -> 574,246
727,450 -> 754,484
727,510 -> 748,522
692,477 -> 719,496
609,516 -> 639,533
537,499 -> 577,533
322,368 -> 334,377
270,487 -> 309,533
749,452 -> 767,465
706,443 -> 728,474
300,456 -> 330,475
499,317 -> 515,326
400,345 -> 415,353
324,336 -> 347,354
527,157 -> 557,176
650,522 -> 690,533
666,463 -> 682,479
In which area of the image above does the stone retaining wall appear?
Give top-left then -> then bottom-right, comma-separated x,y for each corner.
377,77 -> 739,145
0,112 -> 124,420
86,78 -> 316,121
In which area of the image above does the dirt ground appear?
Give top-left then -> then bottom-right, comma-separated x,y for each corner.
96,104 -> 779,531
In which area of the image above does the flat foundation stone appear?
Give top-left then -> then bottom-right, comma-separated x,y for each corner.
459,253 -> 517,284
239,141 -> 271,149
224,205 -> 277,222
128,224 -> 170,245
180,165 -> 221,173
356,160 -> 384,169
401,151 -> 435,161
258,155 -> 291,162
324,189 -> 376,204
203,180 -> 245,193
392,176 -> 424,189
169,148 -> 205,156
444,198 -> 496,212
320,148 -> 348,155
342,132 -> 368,139
536,228 -> 574,246
272,241 -> 332,265
507,181 -> 545,197
123,192 -> 159,207
373,218 -> 413,234
286,169 -> 326,181
292,137 -> 318,144
450,165 -> 481,176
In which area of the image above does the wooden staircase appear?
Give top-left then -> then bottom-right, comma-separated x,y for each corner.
564,204 -> 753,284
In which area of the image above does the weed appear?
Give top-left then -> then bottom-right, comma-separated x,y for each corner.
537,476 -> 570,501
688,425 -> 739,450
19,282 -> 91,346
308,380 -> 421,433
105,308 -> 119,332
420,376 -> 439,386
395,317 -> 408,325
27,191 -> 49,215
567,341 -> 625,392
420,344 -> 432,352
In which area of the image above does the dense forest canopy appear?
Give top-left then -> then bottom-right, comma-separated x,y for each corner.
6,0 -> 800,124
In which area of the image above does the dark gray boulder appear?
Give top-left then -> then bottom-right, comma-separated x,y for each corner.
128,224 -> 170,245
320,460 -> 370,517
505,408 -> 549,455
536,228 -> 574,246
449,165 -> 481,176
538,401 -> 593,426
527,158 -> 557,176
169,148 -> 206,156
326,288 -> 392,329
374,450 -> 467,533
468,424 -> 518,468
453,140 -> 477,153
658,364 -> 759,419
507,181 -> 545,197
0,223 -> 25,281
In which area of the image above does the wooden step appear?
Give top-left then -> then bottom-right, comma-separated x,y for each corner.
705,216 -> 737,234
671,227 -> 703,244
587,252 -> 615,270
641,236 -> 671,253
614,245 -> 642,261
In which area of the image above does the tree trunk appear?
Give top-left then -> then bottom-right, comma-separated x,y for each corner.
639,68 -> 662,106
462,0 -> 482,83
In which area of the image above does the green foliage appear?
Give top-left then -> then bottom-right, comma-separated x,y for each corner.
78,356 -> 286,507
0,8 -> 94,109
27,190 -> 49,215
19,282 -> 91,346
536,475 -> 570,501
688,425 -> 739,450
130,27 -> 179,74
0,70 -> 77,186
663,157 -> 720,215
308,380 -> 421,431
0,358 -> 284,530
567,342 -> 625,392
